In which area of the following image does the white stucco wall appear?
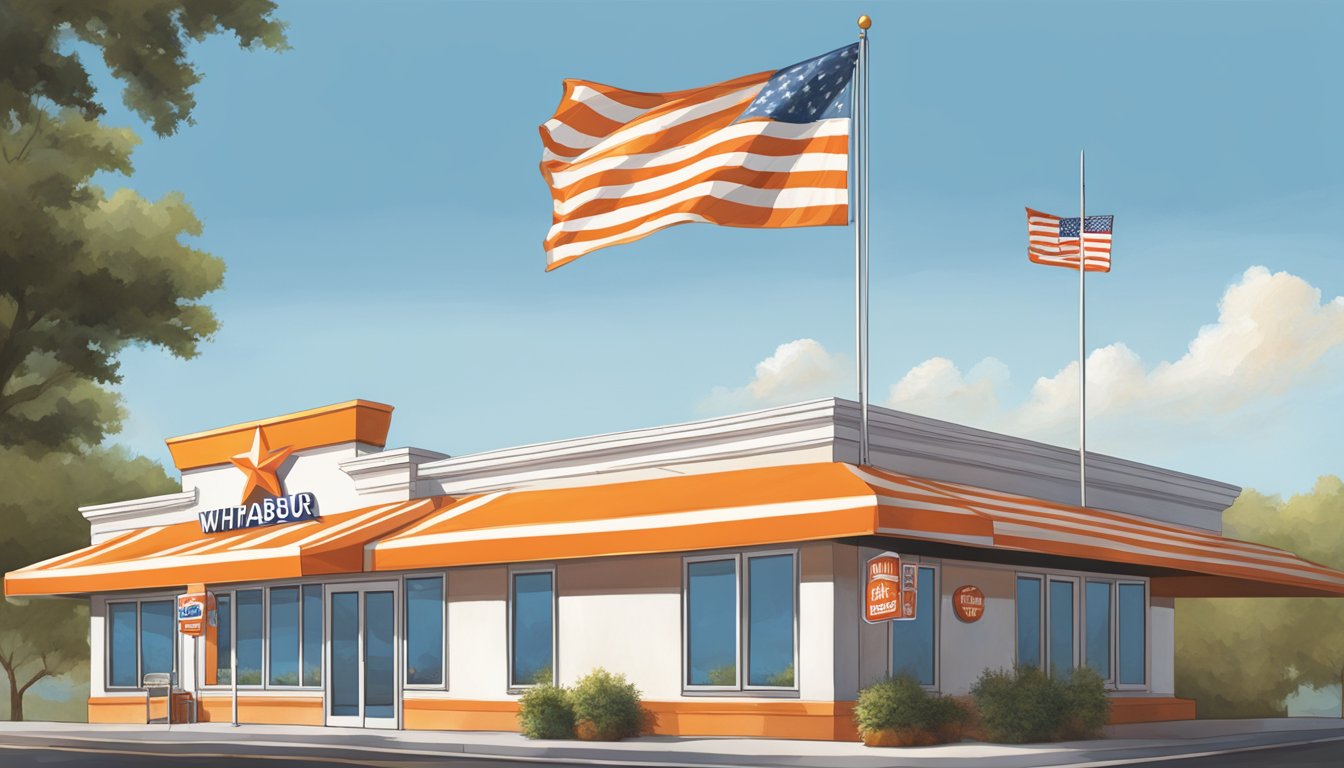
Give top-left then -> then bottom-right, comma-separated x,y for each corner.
938,562 -> 1016,695
445,565 -> 509,699
556,555 -> 682,698
1150,596 -> 1175,695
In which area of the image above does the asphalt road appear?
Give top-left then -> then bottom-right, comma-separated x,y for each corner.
0,735 -> 1341,768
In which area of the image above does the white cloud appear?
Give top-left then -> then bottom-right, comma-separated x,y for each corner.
702,267 -> 1344,449
699,338 -> 849,414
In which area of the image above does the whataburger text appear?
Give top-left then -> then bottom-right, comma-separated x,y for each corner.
197,492 -> 318,534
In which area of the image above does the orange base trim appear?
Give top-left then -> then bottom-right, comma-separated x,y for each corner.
402,698 -> 857,741
88,696 -> 149,724
403,698 -> 520,732
1107,696 -> 1197,724
196,695 -> 324,725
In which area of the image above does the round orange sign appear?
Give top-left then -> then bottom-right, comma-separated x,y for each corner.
953,585 -> 986,623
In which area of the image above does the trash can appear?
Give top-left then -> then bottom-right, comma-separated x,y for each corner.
143,672 -> 174,724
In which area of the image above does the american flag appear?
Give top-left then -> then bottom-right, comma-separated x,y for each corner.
1026,208 -> 1114,272
540,45 -> 857,270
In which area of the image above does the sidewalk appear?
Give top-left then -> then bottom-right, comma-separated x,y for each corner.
1,718 -> 1342,767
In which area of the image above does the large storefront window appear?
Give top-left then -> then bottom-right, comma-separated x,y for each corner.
510,570 -> 554,687
684,551 -> 798,691
1018,571 -> 1148,686
405,576 -> 445,686
211,585 -> 322,688
891,565 -> 937,686
107,599 -> 175,688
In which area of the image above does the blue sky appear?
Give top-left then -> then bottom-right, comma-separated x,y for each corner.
90,0 -> 1342,497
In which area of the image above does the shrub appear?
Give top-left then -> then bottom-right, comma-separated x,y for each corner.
854,675 -> 968,746
570,668 -> 644,741
970,665 -> 1110,743
517,682 -> 575,740
1060,665 -> 1110,739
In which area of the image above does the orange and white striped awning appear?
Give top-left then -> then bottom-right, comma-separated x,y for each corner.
4,497 -> 450,596
368,463 -> 1344,598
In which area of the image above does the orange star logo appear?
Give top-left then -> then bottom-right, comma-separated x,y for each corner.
230,427 -> 294,504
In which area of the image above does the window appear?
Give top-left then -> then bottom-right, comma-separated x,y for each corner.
510,570 -> 554,687
1085,581 -> 1113,680
236,589 -> 264,685
302,585 -> 323,686
891,565 -> 937,686
214,594 -> 232,685
107,599 -> 175,688
1117,582 -> 1146,686
1017,571 -> 1149,687
269,587 -> 300,685
405,576 -> 445,686
1047,578 -> 1076,676
684,551 -> 797,691
1016,576 -> 1043,668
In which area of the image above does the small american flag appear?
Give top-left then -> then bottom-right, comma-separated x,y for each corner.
540,45 -> 857,270
1026,208 -> 1114,272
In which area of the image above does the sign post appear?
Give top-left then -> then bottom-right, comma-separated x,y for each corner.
864,552 -> 918,624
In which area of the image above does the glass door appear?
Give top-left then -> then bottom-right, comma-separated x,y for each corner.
325,581 -> 399,728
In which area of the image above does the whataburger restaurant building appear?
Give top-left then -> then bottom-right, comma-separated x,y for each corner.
7,398 -> 1344,739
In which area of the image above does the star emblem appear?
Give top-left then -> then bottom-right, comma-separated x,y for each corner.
230,427 -> 294,504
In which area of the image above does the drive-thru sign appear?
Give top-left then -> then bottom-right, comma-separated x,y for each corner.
864,551 -> 918,623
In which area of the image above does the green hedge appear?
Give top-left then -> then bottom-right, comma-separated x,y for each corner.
971,665 -> 1109,743
854,675 -> 968,742
517,682 -> 575,740
571,668 -> 644,740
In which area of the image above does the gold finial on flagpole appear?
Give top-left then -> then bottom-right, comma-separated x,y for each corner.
857,14 -> 872,30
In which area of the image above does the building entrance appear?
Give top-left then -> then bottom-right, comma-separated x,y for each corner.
325,581 -> 399,728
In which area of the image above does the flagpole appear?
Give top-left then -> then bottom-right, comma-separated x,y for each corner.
856,14 -> 871,466
1078,150 -> 1087,507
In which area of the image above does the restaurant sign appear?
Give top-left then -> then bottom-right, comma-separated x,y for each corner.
864,551 -> 918,623
176,592 -> 217,636
197,492 -> 319,534
953,585 -> 986,623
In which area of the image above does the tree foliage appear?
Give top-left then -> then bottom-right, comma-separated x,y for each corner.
1176,478 -> 1344,718
0,1 -> 286,451
0,445 -> 177,721
0,1 -> 287,137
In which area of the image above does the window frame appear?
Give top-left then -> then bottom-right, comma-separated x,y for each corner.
1015,574 -> 1045,670
1114,580 -> 1149,691
1045,575 -> 1079,678
507,566 -> 557,691
105,595 -> 179,691
681,548 -> 800,695
402,573 -> 448,690
1016,568 -> 1151,690
742,549 -> 800,692
886,560 -> 940,690
202,581 -> 325,691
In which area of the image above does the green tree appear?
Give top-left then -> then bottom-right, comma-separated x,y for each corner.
1175,478 -> 1344,718
0,446 -> 177,721
0,0 -> 286,450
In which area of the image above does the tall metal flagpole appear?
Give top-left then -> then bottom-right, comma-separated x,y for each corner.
856,14 -> 871,466
1078,150 -> 1087,507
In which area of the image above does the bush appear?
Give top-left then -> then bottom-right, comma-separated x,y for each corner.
970,665 -> 1110,743
517,682 -> 575,740
1060,665 -> 1110,739
570,668 -> 644,741
854,675 -> 968,746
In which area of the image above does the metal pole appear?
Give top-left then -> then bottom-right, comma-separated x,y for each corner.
1078,150 -> 1087,507
231,597 -> 238,727
855,15 -> 871,466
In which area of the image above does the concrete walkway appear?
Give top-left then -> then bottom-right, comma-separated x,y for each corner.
0,718 -> 1341,767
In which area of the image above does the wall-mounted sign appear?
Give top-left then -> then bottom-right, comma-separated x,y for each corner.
953,585 -> 986,623
197,492 -> 318,534
864,552 -> 918,623
196,427 -> 321,534
176,592 -> 216,636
